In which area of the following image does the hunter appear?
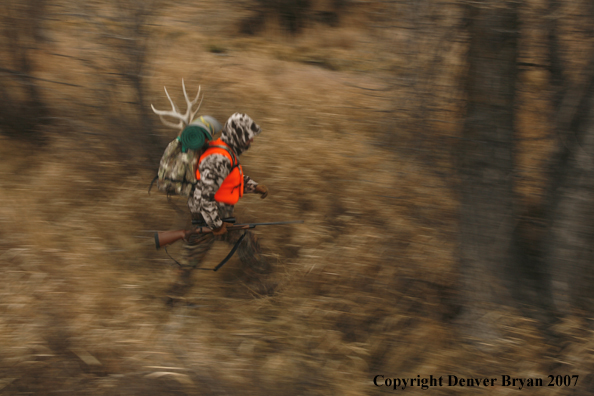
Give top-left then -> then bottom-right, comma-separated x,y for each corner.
171,113 -> 270,299
150,82 -> 270,301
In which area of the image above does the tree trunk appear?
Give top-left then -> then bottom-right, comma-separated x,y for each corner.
457,0 -> 519,341
540,0 -> 594,318
545,85 -> 594,316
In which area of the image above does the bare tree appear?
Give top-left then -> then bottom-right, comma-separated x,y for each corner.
70,0 -> 163,166
452,0 -> 594,347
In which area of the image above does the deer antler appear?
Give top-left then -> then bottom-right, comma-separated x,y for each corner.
151,79 -> 204,130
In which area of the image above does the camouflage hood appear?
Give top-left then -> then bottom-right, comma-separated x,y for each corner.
221,113 -> 262,156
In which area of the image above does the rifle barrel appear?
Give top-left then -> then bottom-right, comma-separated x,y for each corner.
233,220 -> 304,227
155,220 -> 304,249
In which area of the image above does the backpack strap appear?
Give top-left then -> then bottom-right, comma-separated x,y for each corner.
207,144 -> 240,169
149,174 -> 198,195
148,175 -> 158,195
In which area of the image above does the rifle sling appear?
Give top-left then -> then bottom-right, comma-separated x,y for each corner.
167,230 -> 247,272
213,231 -> 247,272
148,175 -> 158,195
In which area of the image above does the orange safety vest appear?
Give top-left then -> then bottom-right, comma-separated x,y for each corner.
196,139 -> 244,205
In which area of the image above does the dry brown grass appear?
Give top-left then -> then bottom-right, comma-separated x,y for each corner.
1,0 -> 593,395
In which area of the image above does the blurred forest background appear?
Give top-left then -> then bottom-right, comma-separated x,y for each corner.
1,0 -> 594,394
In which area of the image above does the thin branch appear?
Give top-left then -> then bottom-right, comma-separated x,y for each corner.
0,67 -> 81,87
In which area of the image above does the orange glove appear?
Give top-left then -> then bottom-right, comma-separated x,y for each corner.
255,184 -> 269,199
212,222 -> 231,235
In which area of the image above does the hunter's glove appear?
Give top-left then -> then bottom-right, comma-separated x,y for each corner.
255,184 -> 269,199
212,222 -> 232,236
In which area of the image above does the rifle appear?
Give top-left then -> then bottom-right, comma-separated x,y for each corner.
154,220 -> 304,250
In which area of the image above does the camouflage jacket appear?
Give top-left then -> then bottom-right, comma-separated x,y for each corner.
188,113 -> 262,228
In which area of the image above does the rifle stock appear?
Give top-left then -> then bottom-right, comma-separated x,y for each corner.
154,220 -> 303,250
154,229 -> 192,249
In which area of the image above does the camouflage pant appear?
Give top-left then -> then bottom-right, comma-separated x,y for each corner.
183,229 -> 270,274
165,228 -> 271,302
